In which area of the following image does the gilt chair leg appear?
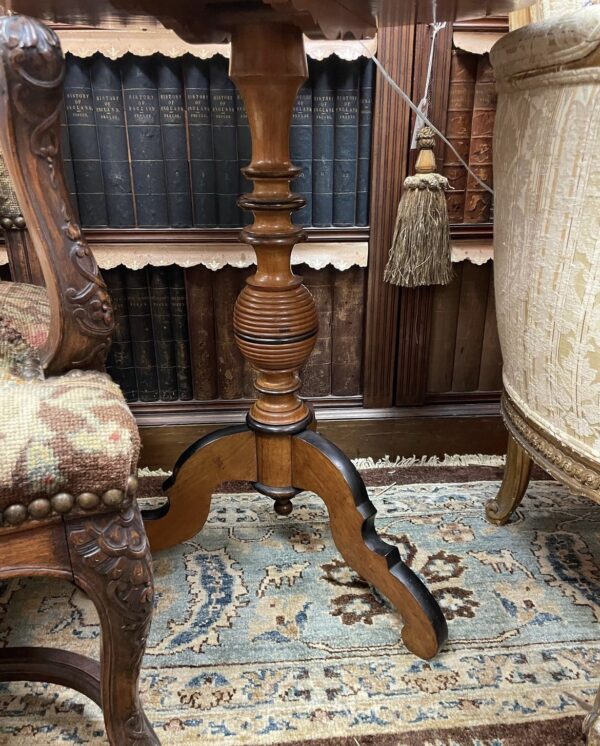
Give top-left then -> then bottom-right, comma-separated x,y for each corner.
486,434 -> 533,526
66,505 -> 159,746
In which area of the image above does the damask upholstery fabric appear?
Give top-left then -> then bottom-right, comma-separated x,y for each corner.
491,7 -> 600,465
0,368 -> 140,512
0,280 -> 49,350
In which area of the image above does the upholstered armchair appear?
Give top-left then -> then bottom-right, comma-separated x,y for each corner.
0,15 -> 158,745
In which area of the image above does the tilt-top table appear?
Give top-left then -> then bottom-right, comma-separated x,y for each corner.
8,0 -> 532,661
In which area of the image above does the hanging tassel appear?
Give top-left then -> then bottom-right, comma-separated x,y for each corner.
384,126 -> 453,288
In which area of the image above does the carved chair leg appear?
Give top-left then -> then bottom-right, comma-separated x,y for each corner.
485,434 -> 533,526
66,505 -> 159,746
291,431 -> 447,660
144,425 -> 258,551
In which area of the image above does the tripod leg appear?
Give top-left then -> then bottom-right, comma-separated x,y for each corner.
292,430 -> 447,660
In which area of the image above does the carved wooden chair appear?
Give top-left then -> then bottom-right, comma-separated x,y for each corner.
0,15 -> 158,745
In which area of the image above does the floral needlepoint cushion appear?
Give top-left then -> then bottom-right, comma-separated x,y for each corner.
0,280 -> 49,350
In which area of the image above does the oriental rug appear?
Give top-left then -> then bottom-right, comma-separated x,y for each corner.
0,466 -> 599,745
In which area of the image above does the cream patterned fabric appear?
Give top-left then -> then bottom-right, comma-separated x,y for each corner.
492,7 -> 600,465
0,280 -> 49,350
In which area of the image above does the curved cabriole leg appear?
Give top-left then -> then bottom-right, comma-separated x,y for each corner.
66,505 -> 159,746
486,434 -> 533,526
144,425 -> 258,551
292,431 -> 448,660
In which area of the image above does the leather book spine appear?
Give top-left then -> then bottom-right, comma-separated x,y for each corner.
60,113 -> 80,222
183,57 -> 216,227
103,266 -> 138,401
125,268 -> 160,401
157,57 -> 193,227
300,266 -> 332,397
311,58 -> 335,227
121,54 -> 169,227
63,55 -> 108,227
185,265 -> 218,400
290,78 -> 313,226
443,50 -> 478,223
90,55 -> 136,228
333,60 -> 360,227
148,266 -> 178,401
464,55 -> 496,224
235,89 -> 253,226
210,56 -> 240,227
331,266 -> 365,396
213,266 -> 246,399
167,264 -> 193,400
356,58 -> 374,227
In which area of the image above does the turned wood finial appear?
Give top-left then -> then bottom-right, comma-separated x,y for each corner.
414,126 -> 437,175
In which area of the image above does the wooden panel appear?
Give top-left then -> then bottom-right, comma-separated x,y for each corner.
427,264 -> 463,393
138,403 -> 506,469
452,261 -> 490,391
478,271 -> 503,391
363,13 -> 416,408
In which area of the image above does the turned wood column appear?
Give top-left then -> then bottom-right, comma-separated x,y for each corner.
230,23 -> 317,432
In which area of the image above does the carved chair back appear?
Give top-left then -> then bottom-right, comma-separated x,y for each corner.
0,14 -> 114,375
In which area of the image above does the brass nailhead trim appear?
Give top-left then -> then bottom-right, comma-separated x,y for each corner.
4,503 -> 27,526
102,489 -> 124,507
77,492 -> 100,511
51,492 -> 74,513
28,497 -> 51,520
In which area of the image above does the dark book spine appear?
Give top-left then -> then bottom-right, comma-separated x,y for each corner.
103,266 -> 138,401
356,59 -> 374,227
210,56 -> 240,227
121,54 -> 169,227
167,264 -> 193,400
125,268 -> 159,401
183,57 -> 216,227
464,55 -> 496,224
333,60 -> 360,227
290,78 -> 313,226
300,266 -> 332,397
213,266 -> 246,399
90,55 -> 136,228
185,265 -> 218,400
59,113 -> 80,222
157,57 -> 193,227
148,266 -> 178,400
63,55 -> 108,227
443,50 -> 478,223
331,267 -> 365,396
235,89 -> 253,226
311,59 -> 335,227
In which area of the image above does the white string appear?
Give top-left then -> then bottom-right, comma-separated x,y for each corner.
411,22 -> 446,148
360,42 -> 495,196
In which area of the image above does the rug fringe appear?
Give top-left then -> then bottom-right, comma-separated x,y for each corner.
138,454 -> 505,479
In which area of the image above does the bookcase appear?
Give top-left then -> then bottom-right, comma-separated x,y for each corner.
0,17 -> 508,466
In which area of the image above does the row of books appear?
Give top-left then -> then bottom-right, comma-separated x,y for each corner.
443,50 -> 496,224
103,264 -> 365,402
62,53 -> 375,230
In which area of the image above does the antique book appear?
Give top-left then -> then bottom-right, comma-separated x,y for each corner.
464,54 -> 496,224
212,266 -> 246,399
210,56 -> 240,227
356,59 -> 374,227
185,265 -> 218,400
90,55 -> 136,228
104,266 -> 138,401
168,264 -> 194,400
443,49 -> 478,223
157,57 -> 193,227
311,58 -> 336,227
300,266 -> 333,397
333,59 -> 360,227
60,113 -> 80,221
125,268 -> 160,401
331,267 -> 364,396
148,266 -> 179,401
235,89 -> 253,226
183,57 -> 217,227
63,55 -> 108,227
121,55 -> 169,227
291,78 -> 313,226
